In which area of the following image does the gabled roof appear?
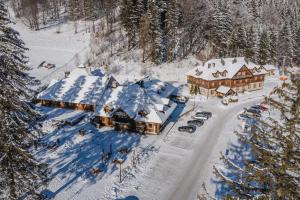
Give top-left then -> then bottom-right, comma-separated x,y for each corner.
96,82 -> 176,124
263,64 -> 276,71
186,57 -> 267,80
142,78 -> 176,98
37,69 -> 110,105
216,86 -> 235,95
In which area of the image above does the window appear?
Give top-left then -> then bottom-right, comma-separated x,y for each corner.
211,90 -> 214,95
253,83 -> 256,88
148,123 -> 153,128
259,83 -> 262,87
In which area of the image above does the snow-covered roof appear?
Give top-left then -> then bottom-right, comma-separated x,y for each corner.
37,69 -> 110,105
216,86 -> 234,95
263,64 -> 276,71
142,78 -> 176,98
186,57 -> 267,80
96,83 -> 176,124
247,64 -> 268,75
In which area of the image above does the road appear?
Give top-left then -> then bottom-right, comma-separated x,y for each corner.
168,97 -> 264,200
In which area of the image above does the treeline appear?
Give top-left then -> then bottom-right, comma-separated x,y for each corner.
119,0 -> 300,65
11,0 -> 300,66
10,0 -> 117,33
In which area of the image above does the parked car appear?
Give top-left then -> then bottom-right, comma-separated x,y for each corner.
43,62 -> 56,69
244,108 -> 261,118
222,98 -> 229,105
237,113 -> 253,121
248,107 -> 261,114
192,113 -> 209,120
187,119 -> 204,127
178,125 -> 196,133
196,111 -> 212,118
173,96 -> 188,104
251,105 -> 268,111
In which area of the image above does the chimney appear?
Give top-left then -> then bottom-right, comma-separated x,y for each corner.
208,63 -> 211,68
213,63 -> 216,67
232,58 -> 237,64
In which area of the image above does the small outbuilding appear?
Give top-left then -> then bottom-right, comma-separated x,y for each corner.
215,86 -> 236,97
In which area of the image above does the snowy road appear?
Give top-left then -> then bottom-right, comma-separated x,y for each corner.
116,95 -> 268,200
169,98 -> 264,200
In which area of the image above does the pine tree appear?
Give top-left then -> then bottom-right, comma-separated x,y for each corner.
269,30 -> 278,65
148,0 -> 163,64
229,23 -> 247,57
214,70 -> 300,199
245,26 -> 258,62
120,0 -> 136,49
0,3 -> 47,199
139,13 -> 151,62
257,31 -> 271,65
210,0 -> 233,57
293,27 -> 300,66
165,0 -> 179,61
277,23 -> 294,67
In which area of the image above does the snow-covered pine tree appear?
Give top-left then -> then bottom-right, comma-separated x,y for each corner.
277,23 -> 294,68
269,29 -> 278,65
0,3 -> 46,199
257,31 -> 271,65
120,0 -> 136,49
139,12 -> 151,62
148,0 -> 163,64
293,27 -> 300,67
214,70 -> 300,199
229,23 -> 247,57
120,0 -> 145,50
210,0 -> 233,57
245,26 -> 257,62
165,0 -> 179,62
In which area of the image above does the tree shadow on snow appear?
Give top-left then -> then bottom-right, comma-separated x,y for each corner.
211,136 -> 253,199
36,108 -> 142,199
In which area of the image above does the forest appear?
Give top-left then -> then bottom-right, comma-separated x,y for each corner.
10,0 -> 300,66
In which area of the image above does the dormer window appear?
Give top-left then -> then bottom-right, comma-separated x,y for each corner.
196,69 -> 203,76
138,110 -> 149,117
104,105 -> 114,113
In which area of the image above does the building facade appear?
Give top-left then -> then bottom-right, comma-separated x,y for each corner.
186,57 -> 268,97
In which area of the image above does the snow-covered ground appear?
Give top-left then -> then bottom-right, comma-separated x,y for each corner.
31,75 -> 278,200
10,11 -> 282,200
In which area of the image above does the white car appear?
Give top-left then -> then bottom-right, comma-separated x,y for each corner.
192,113 -> 209,120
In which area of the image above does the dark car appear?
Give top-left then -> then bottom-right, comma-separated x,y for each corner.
199,111 -> 212,118
237,113 -> 253,121
251,105 -> 268,112
244,108 -> 261,117
187,119 -> 204,127
178,125 -> 196,133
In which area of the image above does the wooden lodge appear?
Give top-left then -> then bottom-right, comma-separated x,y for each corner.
36,69 -> 176,135
186,57 -> 268,97
35,68 -> 115,112
94,83 -> 176,135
